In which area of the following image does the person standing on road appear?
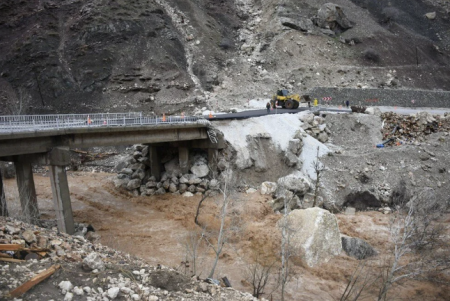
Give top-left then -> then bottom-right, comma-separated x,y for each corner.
266,102 -> 271,114
346,100 -> 350,108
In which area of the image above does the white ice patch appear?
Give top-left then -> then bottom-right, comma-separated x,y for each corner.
300,135 -> 330,180
215,111 -> 329,172
247,98 -> 271,109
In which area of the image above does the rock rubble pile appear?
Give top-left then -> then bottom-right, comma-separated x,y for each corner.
113,145 -> 222,197
300,113 -> 330,143
0,217 -> 263,301
381,112 -> 450,145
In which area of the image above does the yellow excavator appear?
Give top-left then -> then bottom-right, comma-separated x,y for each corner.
270,89 -> 310,109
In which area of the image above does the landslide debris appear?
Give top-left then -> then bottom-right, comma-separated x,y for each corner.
381,111 -> 450,146
0,217 -> 263,301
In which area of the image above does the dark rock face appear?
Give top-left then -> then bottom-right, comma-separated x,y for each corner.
0,0 -> 240,115
341,235 -> 377,260
344,191 -> 381,210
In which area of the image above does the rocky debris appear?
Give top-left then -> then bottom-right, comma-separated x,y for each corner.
114,145 -> 223,196
351,106 -> 367,113
381,112 -> 450,145
277,171 -> 311,195
314,3 -> 352,32
280,17 -> 314,32
280,208 -> 342,267
190,155 -> 209,178
260,181 -> 277,195
341,235 -> 377,260
0,217 -> 264,301
284,138 -> 303,167
425,12 -> 437,20
302,193 -> 324,209
364,107 -> 382,116
301,113 -> 330,143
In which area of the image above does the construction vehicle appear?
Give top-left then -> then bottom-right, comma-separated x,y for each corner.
270,89 -> 310,109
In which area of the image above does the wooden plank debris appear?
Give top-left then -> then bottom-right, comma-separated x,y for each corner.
0,258 -> 24,263
8,264 -> 61,298
0,244 -> 23,251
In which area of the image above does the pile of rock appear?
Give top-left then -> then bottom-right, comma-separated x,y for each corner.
0,217 -> 264,301
263,171 -> 320,212
300,113 -> 330,143
113,145 -> 217,197
381,112 -> 450,145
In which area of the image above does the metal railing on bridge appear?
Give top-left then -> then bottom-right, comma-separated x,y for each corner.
0,112 -> 207,133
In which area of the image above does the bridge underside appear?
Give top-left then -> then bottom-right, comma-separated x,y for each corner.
0,125 -> 208,157
0,124 -> 226,234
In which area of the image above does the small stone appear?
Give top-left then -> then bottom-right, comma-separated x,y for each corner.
148,296 -> 159,301
6,225 -> 20,235
107,287 -> 120,299
344,207 -> 356,215
83,252 -> 105,271
21,230 -> 37,244
73,286 -> 84,296
59,281 -> 74,294
64,292 -> 74,301
425,12 -> 436,20
182,192 -> 194,197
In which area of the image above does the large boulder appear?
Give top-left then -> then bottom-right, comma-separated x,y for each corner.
280,208 -> 342,267
164,158 -> 181,177
316,3 -> 352,31
277,171 -> 311,195
126,179 -> 141,191
341,235 -> 377,259
288,139 -> 303,155
190,162 -> 209,178
285,152 -> 299,167
280,17 -> 314,32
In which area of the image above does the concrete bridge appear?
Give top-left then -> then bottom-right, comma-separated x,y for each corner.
0,113 -> 224,234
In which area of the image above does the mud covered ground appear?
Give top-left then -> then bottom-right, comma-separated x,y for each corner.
3,169 -> 449,300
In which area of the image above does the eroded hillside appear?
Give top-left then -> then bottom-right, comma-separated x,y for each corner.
1,0 -> 450,115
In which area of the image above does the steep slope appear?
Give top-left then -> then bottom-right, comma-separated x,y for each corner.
1,0 -> 450,115
0,0 -> 241,115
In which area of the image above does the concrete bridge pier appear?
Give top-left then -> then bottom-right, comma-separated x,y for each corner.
0,172 -> 8,217
46,147 -> 74,234
149,146 -> 161,181
14,157 -> 40,225
179,146 -> 189,174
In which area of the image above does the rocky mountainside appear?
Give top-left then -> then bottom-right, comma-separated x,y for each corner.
1,0 -> 450,115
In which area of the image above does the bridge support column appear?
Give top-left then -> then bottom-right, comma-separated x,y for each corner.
15,157 -> 39,224
47,147 -> 74,235
179,147 -> 189,174
0,171 -> 8,217
149,146 -> 161,181
208,149 -> 218,169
